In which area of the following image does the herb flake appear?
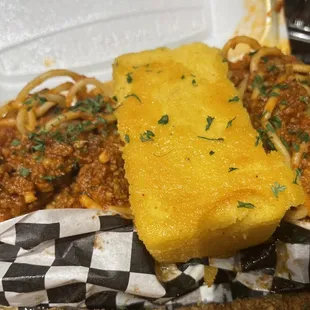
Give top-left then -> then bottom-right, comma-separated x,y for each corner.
237,201 -> 255,209
293,168 -> 302,185
300,96 -> 309,103
42,175 -> 57,182
125,134 -> 130,143
271,182 -> 286,198
270,116 -> 282,129
158,115 -> 169,125
19,167 -> 30,177
192,79 -> 198,86
226,117 -> 236,128
198,136 -> 224,141
125,93 -> 141,103
205,116 -> 215,131
11,139 -> 21,146
126,72 -> 133,83
140,130 -> 155,142
228,167 -> 238,172
228,96 -> 239,103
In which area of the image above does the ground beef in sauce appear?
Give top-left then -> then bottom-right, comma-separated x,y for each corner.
0,94 -> 129,221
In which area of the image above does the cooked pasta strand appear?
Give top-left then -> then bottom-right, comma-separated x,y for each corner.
290,64 -> 310,73
15,69 -> 84,107
16,107 -> 28,135
222,36 -> 261,59
27,109 -> 37,131
285,204 -> 308,220
35,101 -> 58,117
66,78 -> 108,107
50,82 -> 74,94
250,47 -> 282,73
44,111 -> 91,131
0,118 -> 16,127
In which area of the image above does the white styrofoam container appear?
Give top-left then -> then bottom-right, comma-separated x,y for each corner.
0,0 -> 289,102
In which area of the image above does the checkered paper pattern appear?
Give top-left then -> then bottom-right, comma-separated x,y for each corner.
0,209 -> 310,309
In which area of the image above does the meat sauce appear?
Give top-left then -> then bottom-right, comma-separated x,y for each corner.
0,94 -> 129,221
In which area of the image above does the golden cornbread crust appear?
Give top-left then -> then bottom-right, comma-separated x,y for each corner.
114,43 -> 305,263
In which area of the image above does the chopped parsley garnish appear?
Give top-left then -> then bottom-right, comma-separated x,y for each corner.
237,201 -> 255,209
252,75 -> 267,96
228,96 -> 239,102
67,121 -> 92,140
209,150 -> 215,155
222,58 -> 228,63
205,116 -> 214,131
112,96 -> 118,102
267,65 -> 278,72
125,93 -> 141,103
293,168 -> 302,185
42,175 -> 58,182
197,136 -> 224,141
192,79 -> 198,86
262,56 -> 269,63
23,94 -> 47,106
292,142 -> 300,152
53,106 -> 61,115
19,167 -> 30,177
71,94 -> 107,115
273,83 -> 288,90
255,129 -> 264,146
11,139 -> 21,146
32,144 -> 45,152
226,117 -> 236,128
271,182 -> 286,198
269,91 -> 280,97
255,128 -> 276,150
301,80 -> 309,85
126,72 -> 133,83
105,103 -> 113,113
297,130 -> 310,143
38,96 -> 48,105
125,134 -> 130,143
252,75 -> 263,88
181,75 -> 185,79
266,122 -> 275,133
158,115 -> 169,125
270,116 -> 282,129
29,132 -> 46,153
97,116 -> 106,124
23,97 -> 33,105
228,167 -> 238,172
300,96 -> 309,103
140,130 -> 155,142
280,99 -> 287,105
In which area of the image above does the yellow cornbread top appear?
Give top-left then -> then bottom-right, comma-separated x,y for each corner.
113,43 -> 305,259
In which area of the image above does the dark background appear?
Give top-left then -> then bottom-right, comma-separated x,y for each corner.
285,0 -> 310,63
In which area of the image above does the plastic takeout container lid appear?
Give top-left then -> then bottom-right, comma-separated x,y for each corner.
0,0 -> 289,103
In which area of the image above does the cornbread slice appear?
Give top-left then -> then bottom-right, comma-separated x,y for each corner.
113,43 -> 305,263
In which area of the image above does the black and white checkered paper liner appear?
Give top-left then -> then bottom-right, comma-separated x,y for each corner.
0,209 -> 310,308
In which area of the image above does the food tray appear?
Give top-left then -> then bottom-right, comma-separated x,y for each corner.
1,1 -> 309,309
